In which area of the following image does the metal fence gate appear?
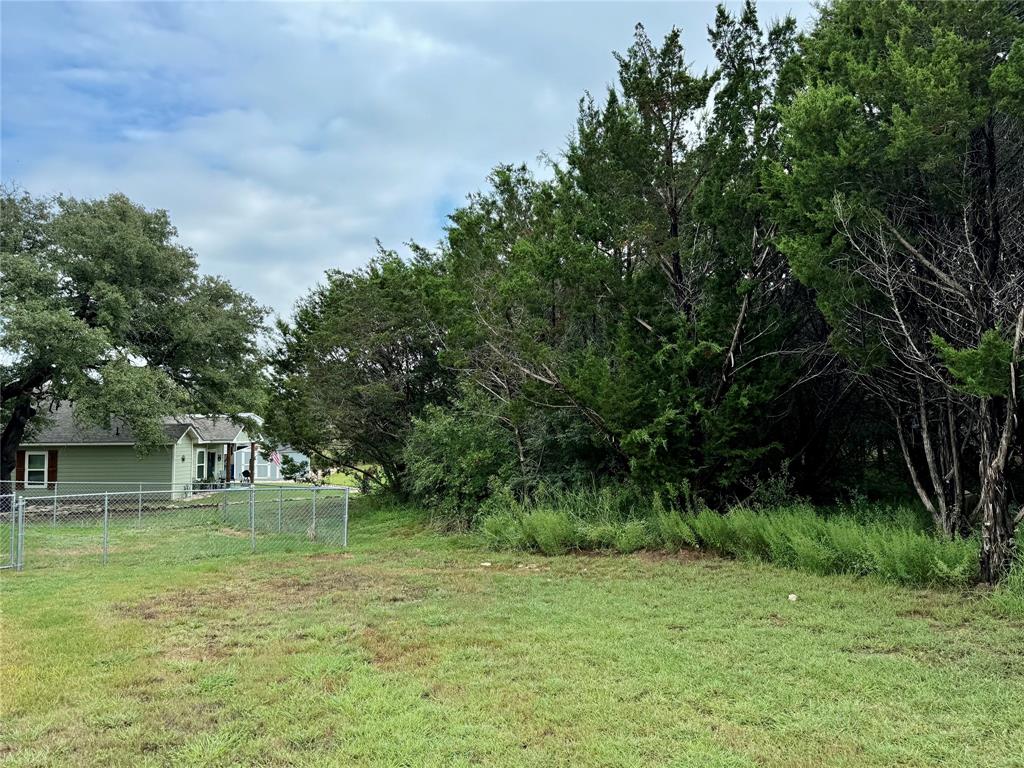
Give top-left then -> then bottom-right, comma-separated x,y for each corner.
0,484 -> 349,571
0,495 -> 25,571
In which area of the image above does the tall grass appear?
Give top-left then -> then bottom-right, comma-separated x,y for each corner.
479,489 -> 981,588
990,562 -> 1024,618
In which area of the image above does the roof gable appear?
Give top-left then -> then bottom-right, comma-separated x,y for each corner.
19,403 -> 249,447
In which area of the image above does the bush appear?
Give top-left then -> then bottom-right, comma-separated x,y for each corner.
475,487 -> 981,589
403,397 -> 515,529
577,521 -> 620,550
481,512 -> 529,551
652,493 -> 698,551
521,509 -> 577,555
681,505 -> 979,588
613,520 -> 654,553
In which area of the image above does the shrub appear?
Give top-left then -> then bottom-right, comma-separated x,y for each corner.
688,508 -> 734,554
652,493 -> 698,551
475,486 -> 982,589
404,397 -> 515,529
481,512 -> 529,551
521,509 -> 577,555
613,520 -> 654,553
577,521 -> 619,550
681,505 -> 979,588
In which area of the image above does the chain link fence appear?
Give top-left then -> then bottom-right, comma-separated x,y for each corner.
0,483 -> 350,571
0,494 -> 22,570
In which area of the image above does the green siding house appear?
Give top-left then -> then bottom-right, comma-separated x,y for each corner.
10,405 -> 252,492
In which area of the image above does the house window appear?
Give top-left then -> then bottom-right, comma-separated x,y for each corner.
196,449 -> 206,480
25,451 -> 48,487
256,459 -> 270,479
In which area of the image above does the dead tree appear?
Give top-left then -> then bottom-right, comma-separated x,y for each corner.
834,115 -> 1024,580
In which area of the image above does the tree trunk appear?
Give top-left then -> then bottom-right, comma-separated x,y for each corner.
977,306 -> 1024,582
1,395 -> 35,487
978,398 -> 1016,583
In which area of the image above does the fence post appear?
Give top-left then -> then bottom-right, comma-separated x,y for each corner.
249,485 -> 256,553
311,488 -> 317,541
8,496 -> 16,569
277,487 -> 283,533
16,498 -> 25,571
138,483 -> 143,526
52,484 -> 58,526
342,487 -> 349,548
102,492 -> 109,565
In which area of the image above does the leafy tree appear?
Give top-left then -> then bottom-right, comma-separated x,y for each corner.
771,0 -> 1024,579
1,189 -> 266,482
278,454 -> 309,481
411,9 -> 820,507
403,387 -> 516,528
265,251 -> 450,493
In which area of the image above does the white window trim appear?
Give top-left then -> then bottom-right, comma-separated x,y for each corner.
25,450 -> 49,487
255,458 -> 271,479
195,449 -> 206,481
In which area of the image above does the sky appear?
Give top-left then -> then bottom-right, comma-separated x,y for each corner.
2,1 -> 814,320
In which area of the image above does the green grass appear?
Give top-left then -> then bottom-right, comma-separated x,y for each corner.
13,488 -> 351,570
326,468 -> 370,488
479,494 -> 983,588
3,499 -> 1024,767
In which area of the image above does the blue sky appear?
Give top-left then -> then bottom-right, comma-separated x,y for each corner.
2,1 -> 814,318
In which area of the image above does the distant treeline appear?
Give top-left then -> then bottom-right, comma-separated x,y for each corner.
266,0 -> 1024,581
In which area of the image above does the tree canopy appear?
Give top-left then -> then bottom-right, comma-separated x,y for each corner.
196,0 -> 1024,580
1,189 -> 266,480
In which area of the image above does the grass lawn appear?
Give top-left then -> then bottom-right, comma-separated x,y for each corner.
2,500 -> 1023,767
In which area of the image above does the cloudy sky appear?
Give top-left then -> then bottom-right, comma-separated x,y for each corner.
2,1 -> 813,319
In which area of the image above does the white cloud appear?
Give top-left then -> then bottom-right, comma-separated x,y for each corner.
2,1 -> 815,318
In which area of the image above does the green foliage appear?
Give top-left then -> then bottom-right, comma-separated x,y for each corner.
399,6 -> 828,515
278,455 -> 309,481
681,505 -> 979,588
265,252 -> 451,494
403,393 -> 515,529
520,509 -> 578,556
932,330 -> 1015,397
480,510 -> 530,552
480,488 -> 979,588
651,491 -> 699,551
1,188 -> 266,475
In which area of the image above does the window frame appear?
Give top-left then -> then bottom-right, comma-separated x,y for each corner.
195,448 -> 206,481
25,451 -> 49,488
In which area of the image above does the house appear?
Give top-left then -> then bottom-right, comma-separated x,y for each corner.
234,444 -> 308,482
7,404 -> 305,491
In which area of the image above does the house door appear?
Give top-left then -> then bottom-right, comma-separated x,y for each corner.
207,451 -> 216,482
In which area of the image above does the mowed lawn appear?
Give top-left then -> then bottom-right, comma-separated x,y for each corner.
2,502 -> 1023,768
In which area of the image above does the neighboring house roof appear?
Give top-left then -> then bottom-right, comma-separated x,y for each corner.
19,403 -> 246,447
189,416 -> 247,444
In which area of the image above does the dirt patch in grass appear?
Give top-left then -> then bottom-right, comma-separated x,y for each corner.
114,583 -> 252,621
361,624 -> 438,671
306,552 -> 353,562
114,563 -> 431,625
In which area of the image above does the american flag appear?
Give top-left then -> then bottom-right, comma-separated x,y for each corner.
269,450 -> 282,467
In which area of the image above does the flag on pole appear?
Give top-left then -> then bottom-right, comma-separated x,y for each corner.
269,450 -> 282,467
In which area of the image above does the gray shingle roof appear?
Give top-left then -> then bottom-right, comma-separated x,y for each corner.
189,416 -> 246,443
21,403 -> 246,446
